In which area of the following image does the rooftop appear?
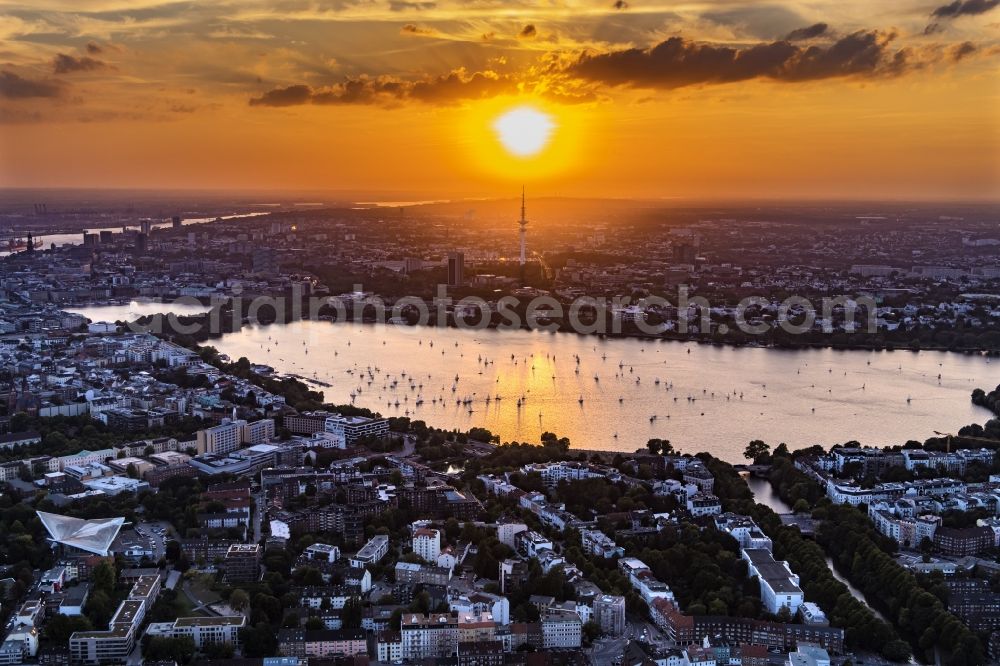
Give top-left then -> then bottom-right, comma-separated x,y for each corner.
37,510 -> 126,557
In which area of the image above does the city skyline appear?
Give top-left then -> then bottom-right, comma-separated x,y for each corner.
0,0 -> 997,200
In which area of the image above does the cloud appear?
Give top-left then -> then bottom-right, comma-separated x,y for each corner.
86,41 -> 103,54
53,53 -> 109,74
401,23 -> 436,35
248,83 -> 313,107
785,23 -> 829,41
389,1 -> 436,10
612,0 -> 629,9
0,71 -> 62,99
250,70 -> 517,106
925,0 -> 998,32
950,41 -> 977,60
565,30 -> 910,90
249,66 -> 595,108
931,0 -> 999,19
518,24 -> 537,39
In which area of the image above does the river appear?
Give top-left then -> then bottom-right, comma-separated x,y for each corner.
4,212 -> 266,255
64,313 -> 999,461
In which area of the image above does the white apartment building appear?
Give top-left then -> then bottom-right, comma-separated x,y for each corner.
580,529 -> 623,558
303,543 -> 340,563
146,616 -> 246,650
324,414 -> 389,446
412,528 -> 441,563
350,535 -> 389,568
869,502 -> 940,548
742,548 -> 804,615
515,530 -> 553,559
522,462 -> 603,487
715,513 -> 774,552
686,492 -> 722,516
496,521 -> 528,548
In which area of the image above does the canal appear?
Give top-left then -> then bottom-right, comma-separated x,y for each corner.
745,475 -> 893,626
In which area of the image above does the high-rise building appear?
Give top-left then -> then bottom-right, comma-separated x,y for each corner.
135,233 -> 147,255
447,252 -> 464,287
223,543 -> 261,583
195,419 -> 244,455
673,242 -> 697,264
518,187 -> 528,269
412,528 -> 441,563
241,418 -> 275,445
592,594 -> 626,636
171,215 -> 182,229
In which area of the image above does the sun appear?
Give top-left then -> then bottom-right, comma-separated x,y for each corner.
493,106 -> 555,158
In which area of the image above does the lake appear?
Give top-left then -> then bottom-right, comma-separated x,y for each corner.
156,318 -> 997,461
63,309 -> 999,461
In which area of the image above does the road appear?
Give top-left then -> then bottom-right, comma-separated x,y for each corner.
590,636 -> 627,666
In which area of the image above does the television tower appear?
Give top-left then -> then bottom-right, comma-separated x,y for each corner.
518,187 -> 528,278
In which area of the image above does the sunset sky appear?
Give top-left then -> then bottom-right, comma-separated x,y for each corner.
0,0 -> 997,200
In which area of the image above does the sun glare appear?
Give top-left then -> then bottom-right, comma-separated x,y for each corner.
493,106 -> 555,157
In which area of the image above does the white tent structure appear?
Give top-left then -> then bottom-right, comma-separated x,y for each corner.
36,511 -> 125,557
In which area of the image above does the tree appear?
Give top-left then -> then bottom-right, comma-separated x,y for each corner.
144,636 -> 196,662
240,622 -> 278,658
229,588 -> 250,612
342,597 -> 363,628
646,439 -> 661,455
44,614 -> 92,643
744,440 -> 770,462
474,549 -> 499,580
92,560 -> 116,597
881,639 -> 912,662
582,620 -> 601,642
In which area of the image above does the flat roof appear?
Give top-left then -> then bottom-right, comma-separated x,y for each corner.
744,548 -> 802,594
174,616 -> 246,627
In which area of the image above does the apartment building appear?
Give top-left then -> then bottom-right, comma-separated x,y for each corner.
401,613 -> 459,660
324,414 -> 389,446
350,534 -> 389,568
146,616 -> 246,650
592,594 -> 626,636
413,528 -> 441,563
742,548 -> 803,615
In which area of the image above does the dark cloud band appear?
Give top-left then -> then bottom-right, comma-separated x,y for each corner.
565,30 -> 908,89
0,71 -> 63,99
